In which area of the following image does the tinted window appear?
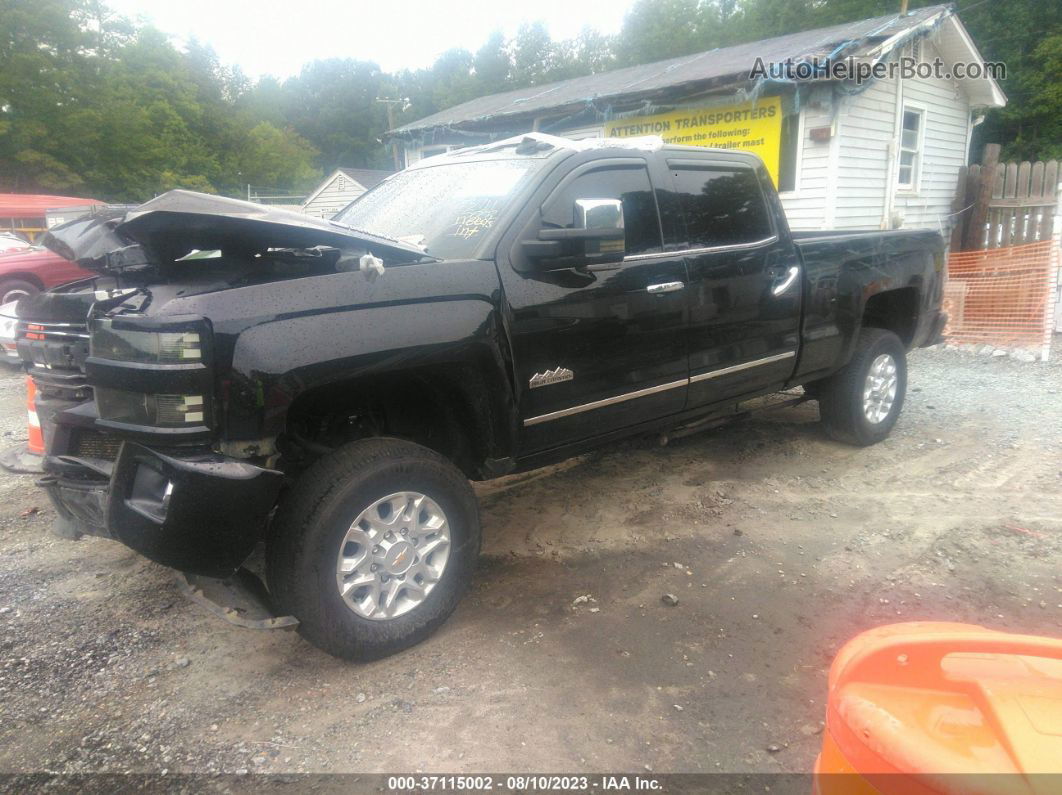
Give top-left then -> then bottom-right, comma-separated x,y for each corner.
672,166 -> 772,247
542,165 -> 662,255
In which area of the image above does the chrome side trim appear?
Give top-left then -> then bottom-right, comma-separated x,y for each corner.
623,251 -> 679,263
523,378 -> 688,427
681,236 -> 778,257
621,236 -> 777,263
522,352 -> 797,426
689,351 -> 796,383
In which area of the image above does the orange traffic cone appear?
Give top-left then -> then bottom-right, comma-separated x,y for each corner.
0,376 -> 45,473
26,376 -> 44,454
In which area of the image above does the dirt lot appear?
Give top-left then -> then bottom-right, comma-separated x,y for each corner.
0,346 -> 1059,776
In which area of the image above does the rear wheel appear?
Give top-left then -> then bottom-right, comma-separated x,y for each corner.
816,328 -> 907,446
0,279 -> 38,304
267,437 -> 480,661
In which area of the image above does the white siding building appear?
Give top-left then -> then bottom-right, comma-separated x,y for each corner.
301,167 -> 392,219
390,6 -> 1003,235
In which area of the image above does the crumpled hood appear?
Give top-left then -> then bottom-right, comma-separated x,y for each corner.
41,189 -> 426,273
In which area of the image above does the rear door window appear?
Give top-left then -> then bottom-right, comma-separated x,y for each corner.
671,166 -> 772,248
541,164 -> 663,256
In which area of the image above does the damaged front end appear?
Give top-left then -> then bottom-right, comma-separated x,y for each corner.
22,189 -> 425,578
41,189 -> 425,276
42,442 -> 283,577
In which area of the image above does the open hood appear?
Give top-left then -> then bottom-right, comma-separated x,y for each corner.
41,189 -> 427,273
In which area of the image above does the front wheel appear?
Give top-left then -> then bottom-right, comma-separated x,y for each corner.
267,437 -> 481,661
816,328 -> 907,446
0,278 -> 39,304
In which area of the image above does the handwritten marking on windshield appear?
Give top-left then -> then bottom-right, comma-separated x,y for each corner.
451,209 -> 497,240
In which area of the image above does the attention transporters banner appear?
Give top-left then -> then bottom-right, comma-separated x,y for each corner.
604,97 -> 783,185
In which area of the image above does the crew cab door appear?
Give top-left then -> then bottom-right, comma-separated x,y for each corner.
664,157 -> 802,407
498,157 -> 689,453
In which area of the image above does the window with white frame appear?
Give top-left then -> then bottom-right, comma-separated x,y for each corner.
897,107 -> 923,189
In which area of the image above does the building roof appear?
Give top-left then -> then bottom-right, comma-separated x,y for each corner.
335,168 -> 392,190
0,194 -> 102,218
394,4 -> 1003,138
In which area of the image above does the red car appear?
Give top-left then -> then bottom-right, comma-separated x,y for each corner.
0,247 -> 94,304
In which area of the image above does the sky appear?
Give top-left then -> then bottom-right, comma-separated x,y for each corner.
105,0 -> 639,78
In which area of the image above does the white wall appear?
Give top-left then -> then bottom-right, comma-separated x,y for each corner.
780,86 -> 835,230
404,145 -> 458,166
302,172 -> 370,219
830,39 -> 972,231
833,77 -> 895,229
892,41 -> 972,231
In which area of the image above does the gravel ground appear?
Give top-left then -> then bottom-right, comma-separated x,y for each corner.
0,345 -> 1059,775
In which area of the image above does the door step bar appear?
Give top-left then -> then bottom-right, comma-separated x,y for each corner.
659,389 -> 809,445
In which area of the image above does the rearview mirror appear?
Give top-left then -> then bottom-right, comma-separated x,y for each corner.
524,198 -> 626,267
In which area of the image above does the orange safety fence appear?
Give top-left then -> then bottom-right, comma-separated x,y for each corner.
943,240 -> 1058,354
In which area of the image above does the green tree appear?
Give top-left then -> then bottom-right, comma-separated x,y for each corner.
235,121 -> 319,190
0,0 -> 97,191
511,22 -> 555,86
278,58 -> 390,170
616,0 -> 712,66
474,32 -> 511,94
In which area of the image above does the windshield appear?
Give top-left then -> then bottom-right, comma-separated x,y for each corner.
333,159 -> 539,260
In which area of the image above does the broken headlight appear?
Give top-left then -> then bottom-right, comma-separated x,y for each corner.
87,315 -> 213,433
91,319 -> 202,364
95,388 -> 208,428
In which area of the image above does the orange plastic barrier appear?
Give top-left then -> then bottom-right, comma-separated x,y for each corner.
815,622 -> 1062,795
944,240 -> 1057,350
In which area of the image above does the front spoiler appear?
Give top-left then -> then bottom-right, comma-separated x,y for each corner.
42,442 -> 283,577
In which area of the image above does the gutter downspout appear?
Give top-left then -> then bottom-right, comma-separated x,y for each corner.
882,71 -> 905,229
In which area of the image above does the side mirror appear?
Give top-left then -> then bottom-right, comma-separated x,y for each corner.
575,198 -> 624,232
523,198 -> 626,268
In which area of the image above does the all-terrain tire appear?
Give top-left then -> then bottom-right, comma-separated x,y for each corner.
816,328 -> 907,446
267,437 -> 481,661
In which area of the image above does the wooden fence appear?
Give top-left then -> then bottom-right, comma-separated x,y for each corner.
947,144 -> 1060,359
950,144 -> 1059,252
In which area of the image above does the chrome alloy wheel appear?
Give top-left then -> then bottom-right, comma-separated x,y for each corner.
335,491 -> 451,620
863,353 -> 898,424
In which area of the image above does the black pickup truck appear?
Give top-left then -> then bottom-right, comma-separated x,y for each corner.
15,134 -> 945,660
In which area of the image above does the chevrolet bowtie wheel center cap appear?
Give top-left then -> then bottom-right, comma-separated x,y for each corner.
335,491 -> 452,621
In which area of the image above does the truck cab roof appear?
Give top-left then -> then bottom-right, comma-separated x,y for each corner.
409,132 -> 768,171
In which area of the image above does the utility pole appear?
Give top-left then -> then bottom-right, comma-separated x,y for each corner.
377,98 -> 405,171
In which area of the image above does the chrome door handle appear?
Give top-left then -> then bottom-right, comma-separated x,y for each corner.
771,266 -> 799,296
647,281 -> 684,294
